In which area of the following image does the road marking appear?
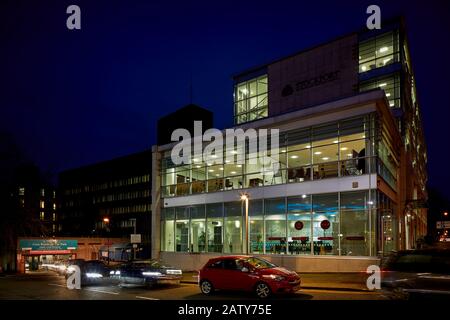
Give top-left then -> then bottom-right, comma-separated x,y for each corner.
83,288 -> 119,295
135,296 -> 159,300
48,283 -> 66,288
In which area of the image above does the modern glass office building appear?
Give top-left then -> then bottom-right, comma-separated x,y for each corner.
151,18 -> 427,272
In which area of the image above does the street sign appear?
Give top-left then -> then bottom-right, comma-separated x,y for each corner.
130,234 -> 141,243
436,221 -> 450,229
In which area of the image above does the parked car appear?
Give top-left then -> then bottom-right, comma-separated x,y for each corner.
199,255 -> 301,298
381,249 -> 450,300
113,260 -> 182,287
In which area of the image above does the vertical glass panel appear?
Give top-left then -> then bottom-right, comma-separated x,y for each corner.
224,202 -> 242,253
265,198 -> 286,254
340,191 -> 369,256
249,199 -> 263,253
175,220 -> 189,252
288,195 -> 312,255
312,193 -> 339,255
206,204 -> 223,253
190,219 -> 206,253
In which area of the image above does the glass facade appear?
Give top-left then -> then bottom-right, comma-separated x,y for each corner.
162,116 -> 381,198
359,30 -> 400,73
234,75 -> 268,124
360,73 -> 401,108
160,191 -> 378,256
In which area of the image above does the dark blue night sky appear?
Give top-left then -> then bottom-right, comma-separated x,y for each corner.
1,0 -> 449,199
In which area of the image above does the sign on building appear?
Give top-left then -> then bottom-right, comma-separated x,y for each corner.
130,234 -> 141,244
436,221 -> 450,229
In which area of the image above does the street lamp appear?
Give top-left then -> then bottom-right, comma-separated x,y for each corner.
103,217 -> 110,264
444,211 -> 448,217
241,194 -> 249,255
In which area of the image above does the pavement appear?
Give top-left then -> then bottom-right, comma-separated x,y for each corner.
181,272 -> 369,292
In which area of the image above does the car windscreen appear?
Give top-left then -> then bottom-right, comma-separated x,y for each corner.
245,257 -> 276,269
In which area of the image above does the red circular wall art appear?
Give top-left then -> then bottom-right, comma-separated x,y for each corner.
320,220 -> 330,230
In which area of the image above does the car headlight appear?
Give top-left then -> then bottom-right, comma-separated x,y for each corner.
110,270 -> 115,275
86,273 -> 103,278
166,269 -> 182,275
262,274 -> 286,281
115,270 -> 121,275
142,271 -> 162,276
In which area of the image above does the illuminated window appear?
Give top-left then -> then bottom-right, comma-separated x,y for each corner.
41,188 -> 45,197
234,75 -> 268,124
40,201 -> 45,209
53,213 -> 56,221
40,212 -> 45,220
19,187 -> 25,196
359,31 -> 400,73
53,203 -> 56,210
360,73 -> 401,108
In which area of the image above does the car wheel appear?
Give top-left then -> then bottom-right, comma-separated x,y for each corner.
200,280 -> 214,295
255,282 -> 271,299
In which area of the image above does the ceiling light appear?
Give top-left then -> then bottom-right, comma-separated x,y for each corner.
230,150 -> 238,155
386,93 -> 391,97
281,149 -> 287,153
306,145 -> 311,149
340,147 -> 348,151
231,171 -> 237,174
314,151 -> 322,155
379,47 -> 388,53
333,140 -> 339,144
290,155 -> 299,159
208,169 -> 214,173
347,153 -> 353,157
236,164 -> 242,168
195,165 -> 201,168
219,168 -> 224,171
322,157 -> 329,161
379,83 -> 387,87
361,65 -> 367,71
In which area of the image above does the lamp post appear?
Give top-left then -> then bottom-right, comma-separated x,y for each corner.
103,217 -> 110,264
241,194 -> 249,255
130,218 -> 137,260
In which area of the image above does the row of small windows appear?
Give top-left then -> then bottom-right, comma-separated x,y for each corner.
100,204 -> 150,215
92,190 -> 151,204
64,174 -> 150,195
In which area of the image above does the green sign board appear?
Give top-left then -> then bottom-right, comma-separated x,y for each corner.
19,239 -> 78,251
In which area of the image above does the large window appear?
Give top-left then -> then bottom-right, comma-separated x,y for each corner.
161,116 -> 376,198
359,31 -> 400,73
234,75 -> 268,124
162,190 -> 379,256
360,73 -> 401,108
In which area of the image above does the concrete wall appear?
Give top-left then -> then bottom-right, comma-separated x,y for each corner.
160,252 -> 379,273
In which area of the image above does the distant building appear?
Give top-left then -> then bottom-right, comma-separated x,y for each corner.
0,164 -> 57,272
152,17 -> 428,272
59,150 -> 152,258
157,104 -> 214,145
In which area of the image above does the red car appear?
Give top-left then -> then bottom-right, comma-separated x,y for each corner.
199,255 -> 301,298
